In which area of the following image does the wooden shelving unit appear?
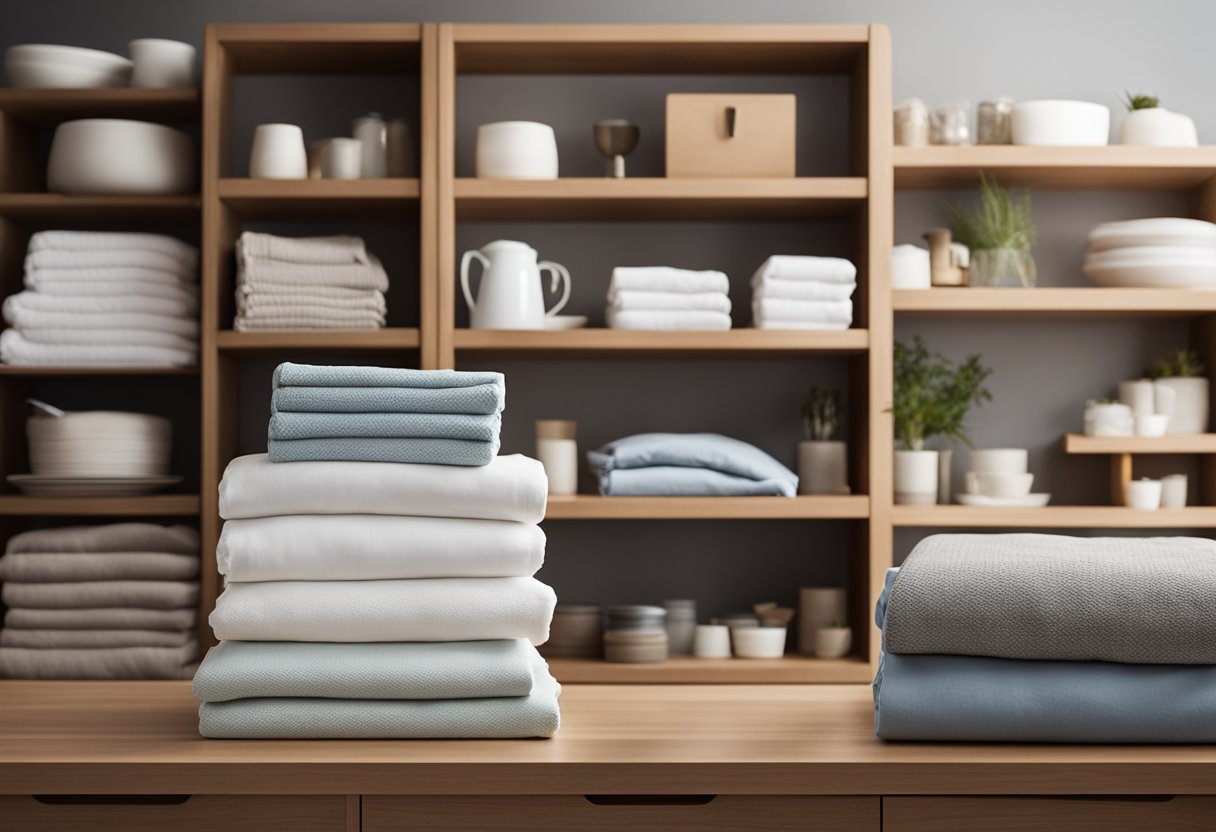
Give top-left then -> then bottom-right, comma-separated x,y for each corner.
0,87 -> 200,123
894,287 -> 1216,317
0,194 -> 200,220
545,495 -> 869,521
546,655 -> 871,684
452,327 -> 870,357
217,177 -> 420,216
0,495 -> 201,517
1063,433 -> 1216,454
215,328 -> 422,351
893,505 -> 1216,528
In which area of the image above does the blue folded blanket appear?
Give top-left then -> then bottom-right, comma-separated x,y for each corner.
268,411 -> 501,442
268,437 -> 498,466
273,385 -> 502,415
274,363 -> 504,391
588,433 -> 797,497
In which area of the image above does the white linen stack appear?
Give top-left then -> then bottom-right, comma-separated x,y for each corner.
606,266 -> 732,330
234,232 -> 389,332
750,255 -> 856,330
1,231 -> 199,367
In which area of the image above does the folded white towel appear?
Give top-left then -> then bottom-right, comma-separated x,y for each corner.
237,290 -> 386,313
233,315 -> 385,332
607,309 -> 732,330
18,328 -> 198,352
752,296 -> 853,327
219,452 -> 547,523
751,255 -> 857,284
209,577 -> 557,644
28,231 -> 198,268
26,266 -> 193,289
3,306 -> 198,337
0,330 -> 196,367
28,279 -> 199,307
237,232 -> 370,265
236,304 -> 386,323
238,261 -> 389,292
26,248 -> 194,278
5,290 -> 196,318
609,267 -> 730,295
218,515 -> 545,582
752,277 -> 855,302
607,290 -> 732,313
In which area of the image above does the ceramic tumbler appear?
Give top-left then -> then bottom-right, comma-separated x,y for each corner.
128,38 -> 196,88
1127,478 -> 1163,510
662,600 -> 697,656
535,420 -> 577,495
693,625 -> 731,659
353,112 -> 387,177
320,138 -> 362,179
250,123 -> 307,179
798,587 -> 846,655
1161,474 -> 1188,509
386,117 -> 415,177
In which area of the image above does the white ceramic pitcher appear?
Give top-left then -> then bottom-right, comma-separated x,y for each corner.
460,240 -> 571,329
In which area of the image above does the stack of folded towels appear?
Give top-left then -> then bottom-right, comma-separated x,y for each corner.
589,433 -> 798,497
267,362 -> 503,465
0,523 -> 199,679
1,230 -> 199,367
234,232 -> 388,332
874,533 -> 1216,743
605,266 -> 732,330
751,255 -> 856,330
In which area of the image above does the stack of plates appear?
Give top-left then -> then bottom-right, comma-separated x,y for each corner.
1083,218 -> 1216,288
5,44 -> 133,89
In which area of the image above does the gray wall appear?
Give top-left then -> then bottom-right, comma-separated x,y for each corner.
5,0 -> 1215,617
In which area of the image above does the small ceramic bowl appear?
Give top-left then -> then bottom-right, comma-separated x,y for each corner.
48,119 -> 195,195
1012,100 -> 1110,146
975,472 -> 1034,499
731,626 -> 787,659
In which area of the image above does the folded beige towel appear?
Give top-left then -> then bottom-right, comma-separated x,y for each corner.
0,552 -> 199,582
237,282 -> 381,301
237,290 -> 386,313
2,580 -> 199,610
237,232 -> 370,265
5,607 -> 196,630
239,260 -> 389,292
0,643 -> 197,679
0,628 -> 193,649
233,315 -> 384,332
26,266 -> 193,288
7,523 -> 199,555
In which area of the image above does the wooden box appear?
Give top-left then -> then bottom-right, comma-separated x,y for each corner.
665,93 -> 796,178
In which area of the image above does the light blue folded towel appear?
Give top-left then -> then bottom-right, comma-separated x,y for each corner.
268,411 -> 501,442
273,362 -> 504,391
268,437 -> 498,465
272,385 -> 502,415
588,433 -> 797,497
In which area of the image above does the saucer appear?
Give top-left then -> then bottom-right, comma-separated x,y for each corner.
545,315 -> 588,330
956,492 -> 1051,508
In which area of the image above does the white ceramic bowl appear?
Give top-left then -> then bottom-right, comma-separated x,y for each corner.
1083,246 -> 1216,288
1088,218 -> 1216,252
475,121 -> 559,179
128,38 -> 196,88
1012,100 -> 1110,146
6,57 -> 130,89
28,411 -> 171,477
48,119 -> 195,195
731,626 -> 787,659
974,472 -> 1034,499
8,43 -> 133,71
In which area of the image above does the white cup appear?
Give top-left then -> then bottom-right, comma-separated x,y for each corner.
969,448 -> 1028,475
129,38 -> 196,88
1127,478 -> 1163,510
250,123 -> 307,179
891,244 -> 931,289
974,471 -> 1034,499
693,625 -> 732,659
476,121 -> 559,179
1135,413 -> 1170,438
320,137 -> 362,179
1161,474 -> 1188,509
537,438 -> 578,496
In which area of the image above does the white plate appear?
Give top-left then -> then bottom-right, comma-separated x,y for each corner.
6,474 -> 182,497
545,315 -> 588,330
1088,218 -> 1216,251
1082,261 -> 1216,288
1085,246 -> 1216,266
956,492 -> 1051,508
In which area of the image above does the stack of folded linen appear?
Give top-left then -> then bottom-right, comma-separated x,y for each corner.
588,433 -> 798,496
1,230 -> 199,367
874,533 -> 1216,743
234,232 -> 389,332
605,267 -> 732,330
751,255 -> 856,330
267,362 -> 504,465
194,450 -> 559,738
0,523 -> 199,679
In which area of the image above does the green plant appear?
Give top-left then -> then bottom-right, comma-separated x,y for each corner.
946,174 -> 1035,251
1147,347 -> 1205,379
801,387 -> 842,441
1123,91 -> 1160,111
890,336 -> 993,451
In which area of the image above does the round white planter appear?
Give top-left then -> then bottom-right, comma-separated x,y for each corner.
1120,108 -> 1199,147
1155,376 -> 1210,434
797,440 -> 849,495
894,449 -> 939,505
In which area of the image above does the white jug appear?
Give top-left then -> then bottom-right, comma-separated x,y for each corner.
460,240 -> 571,329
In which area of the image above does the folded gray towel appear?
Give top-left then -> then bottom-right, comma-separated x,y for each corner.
6,523 -> 198,555
4,606 -> 196,631
2,580 -> 199,610
0,552 -> 199,582
0,642 -> 197,679
0,628 -> 193,649
885,533 -> 1216,664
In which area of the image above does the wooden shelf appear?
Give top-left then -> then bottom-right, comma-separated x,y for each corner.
0,365 -> 198,377
216,328 -> 421,351
215,23 -> 422,74
0,494 -> 200,517
893,287 -> 1216,316
893,505 -> 1216,528
1064,433 -> 1216,454
217,178 -> 420,216
453,177 -> 867,221
545,495 -> 868,520
0,193 -> 199,221
893,145 -> 1216,190
452,328 -> 869,357
0,88 -> 199,124
547,655 -> 872,684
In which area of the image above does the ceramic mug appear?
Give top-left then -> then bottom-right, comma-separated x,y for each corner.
1126,478 -> 1163,510
129,38 -> 196,88
475,121 -> 559,179
1161,474 -> 1188,509
320,138 -> 362,179
250,123 -> 307,179
693,625 -> 732,659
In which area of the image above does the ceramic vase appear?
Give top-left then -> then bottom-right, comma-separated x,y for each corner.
894,449 -> 939,505
969,247 -> 1036,287
1154,377 -> 1209,434
797,440 -> 848,495
1120,108 -> 1199,147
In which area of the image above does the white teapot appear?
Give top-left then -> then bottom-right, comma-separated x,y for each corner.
460,240 -> 571,329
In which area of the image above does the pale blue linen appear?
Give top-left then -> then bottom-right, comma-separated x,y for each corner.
268,411 -> 501,442
588,433 -> 797,497
272,385 -> 502,415
273,363 -> 503,391
268,436 -> 498,465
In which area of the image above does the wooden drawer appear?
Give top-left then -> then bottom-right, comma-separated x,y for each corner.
884,795 -> 1216,832
364,795 -> 878,831
0,794 -> 352,832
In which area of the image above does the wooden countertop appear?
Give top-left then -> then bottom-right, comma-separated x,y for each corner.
2,681 -> 1215,796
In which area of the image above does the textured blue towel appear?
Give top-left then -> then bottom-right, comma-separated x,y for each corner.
272,385 -> 502,415
268,437 -> 498,465
273,362 -> 503,390
268,411 -> 501,442
588,433 -> 797,497
595,465 -> 795,496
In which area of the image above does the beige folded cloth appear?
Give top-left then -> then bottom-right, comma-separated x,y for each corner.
234,315 -> 385,332
7,523 -> 199,555
237,232 -> 370,265
0,642 -> 197,679
26,248 -> 194,278
0,552 -> 199,582
238,262 -> 389,292
237,283 -> 381,301
0,628 -> 193,649
26,266 -> 193,288
237,290 -> 386,313
5,607 -> 196,630
2,580 -> 199,610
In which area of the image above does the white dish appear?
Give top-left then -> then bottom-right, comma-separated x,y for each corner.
730,626 -> 787,659
1082,260 -> 1216,288
1085,246 -> 1216,267
1088,218 -> 1216,252
1011,100 -> 1110,146
48,119 -> 195,195
545,315 -> 588,330
6,474 -> 182,497
5,58 -> 129,89
956,492 -> 1051,508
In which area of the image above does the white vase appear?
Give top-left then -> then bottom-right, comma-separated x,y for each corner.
249,123 -> 307,179
475,121 -> 559,179
1120,108 -> 1199,147
1154,377 -> 1209,434
798,587 -> 846,656
813,627 -> 853,659
797,440 -> 848,495
894,449 -> 939,505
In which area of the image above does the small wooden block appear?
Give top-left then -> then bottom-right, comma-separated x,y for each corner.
665,93 -> 796,178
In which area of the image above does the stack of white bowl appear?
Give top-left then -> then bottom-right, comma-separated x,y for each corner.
958,447 -> 1049,507
5,44 -> 133,89
1083,218 -> 1216,288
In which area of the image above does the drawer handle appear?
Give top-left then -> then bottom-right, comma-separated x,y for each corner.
726,107 -> 737,138
584,795 -> 717,807
34,795 -> 192,806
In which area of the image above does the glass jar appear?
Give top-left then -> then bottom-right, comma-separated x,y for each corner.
894,98 -> 930,147
977,97 -> 1014,145
969,247 -> 1036,287
930,100 -> 971,145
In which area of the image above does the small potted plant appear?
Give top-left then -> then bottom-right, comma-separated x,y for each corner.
891,337 -> 993,504
798,387 -> 848,495
813,619 -> 853,659
1120,92 -> 1198,147
1147,348 -> 1208,434
947,175 -> 1036,287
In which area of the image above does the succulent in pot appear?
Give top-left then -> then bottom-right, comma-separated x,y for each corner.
947,175 -> 1036,287
797,387 -> 848,495
1119,92 -> 1198,148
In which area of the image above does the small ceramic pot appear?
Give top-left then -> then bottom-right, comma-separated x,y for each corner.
731,626 -> 787,659
536,419 -> 577,496
250,123 -> 307,179
604,629 -> 667,663
1135,414 -> 1170,438
662,599 -> 697,657
693,625 -> 731,659
894,449 -> 939,505
320,138 -> 362,179
1154,377 -> 1209,434
797,440 -> 848,495
1087,402 -> 1134,437
475,121 -> 559,179
1012,100 -> 1110,146
1161,474 -> 1188,509
541,604 -> 603,659
973,472 -> 1034,499
1126,478 -> 1163,510
128,38 -> 196,88
798,587 -> 846,656
1120,107 -> 1199,147
813,627 -> 853,659
969,448 -> 1028,474
891,244 -> 931,289
386,117 -> 415,177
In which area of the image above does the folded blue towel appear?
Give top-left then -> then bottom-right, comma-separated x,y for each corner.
588,433 -> 797,497
268,411 -> 501,442
273,362 -> 504,391
272,385 -> 503,415
268,437 -> 498,466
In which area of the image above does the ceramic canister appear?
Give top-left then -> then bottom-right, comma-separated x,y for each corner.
541,603 -> 603,659
603,629 -> 668,663
662,599 -> 697,656
798,587 -> 846,655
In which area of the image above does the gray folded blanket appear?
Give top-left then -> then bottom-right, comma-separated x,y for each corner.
885,533 -> 1216,664
0,552 -> 199,582
2,580 -> 198,610
6,523 -> 198,555
0,642 -> 197,679
1,628 -> 194,649
4,606 -> 197,631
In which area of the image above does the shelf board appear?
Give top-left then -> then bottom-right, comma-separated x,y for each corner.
0,87 -> 199,124
893,145 -> 1216,190
217,178 -> 420,216
454,177 -> 867,221
452,327 -> 869,357
893,505 -> 1216,528
546,655 -> 871,684
216,328 -> 421,351
1063,433 -> 1216,454
0,365 -> 198,377
893,287 -> 1216,317
214,23 -> 422,74
0,494 -> 200,517
545,494 -> 868,520
0,193 -> 200,221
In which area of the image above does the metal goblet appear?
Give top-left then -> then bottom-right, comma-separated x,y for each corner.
593,119 -> 640,178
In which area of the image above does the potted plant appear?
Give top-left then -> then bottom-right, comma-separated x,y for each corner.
891,337 -> 993,504
1147,348 -> 1209,434
798,387 -> 848,495
813,620 -> 853,659
947,175 -> 1036,287
1120,92 -> 1198,147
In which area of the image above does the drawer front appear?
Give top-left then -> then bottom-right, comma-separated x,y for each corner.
0,794 -> 352,832
884,795 -> 1216,832
365,795 -> 878,832
665,93 -> 796,178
